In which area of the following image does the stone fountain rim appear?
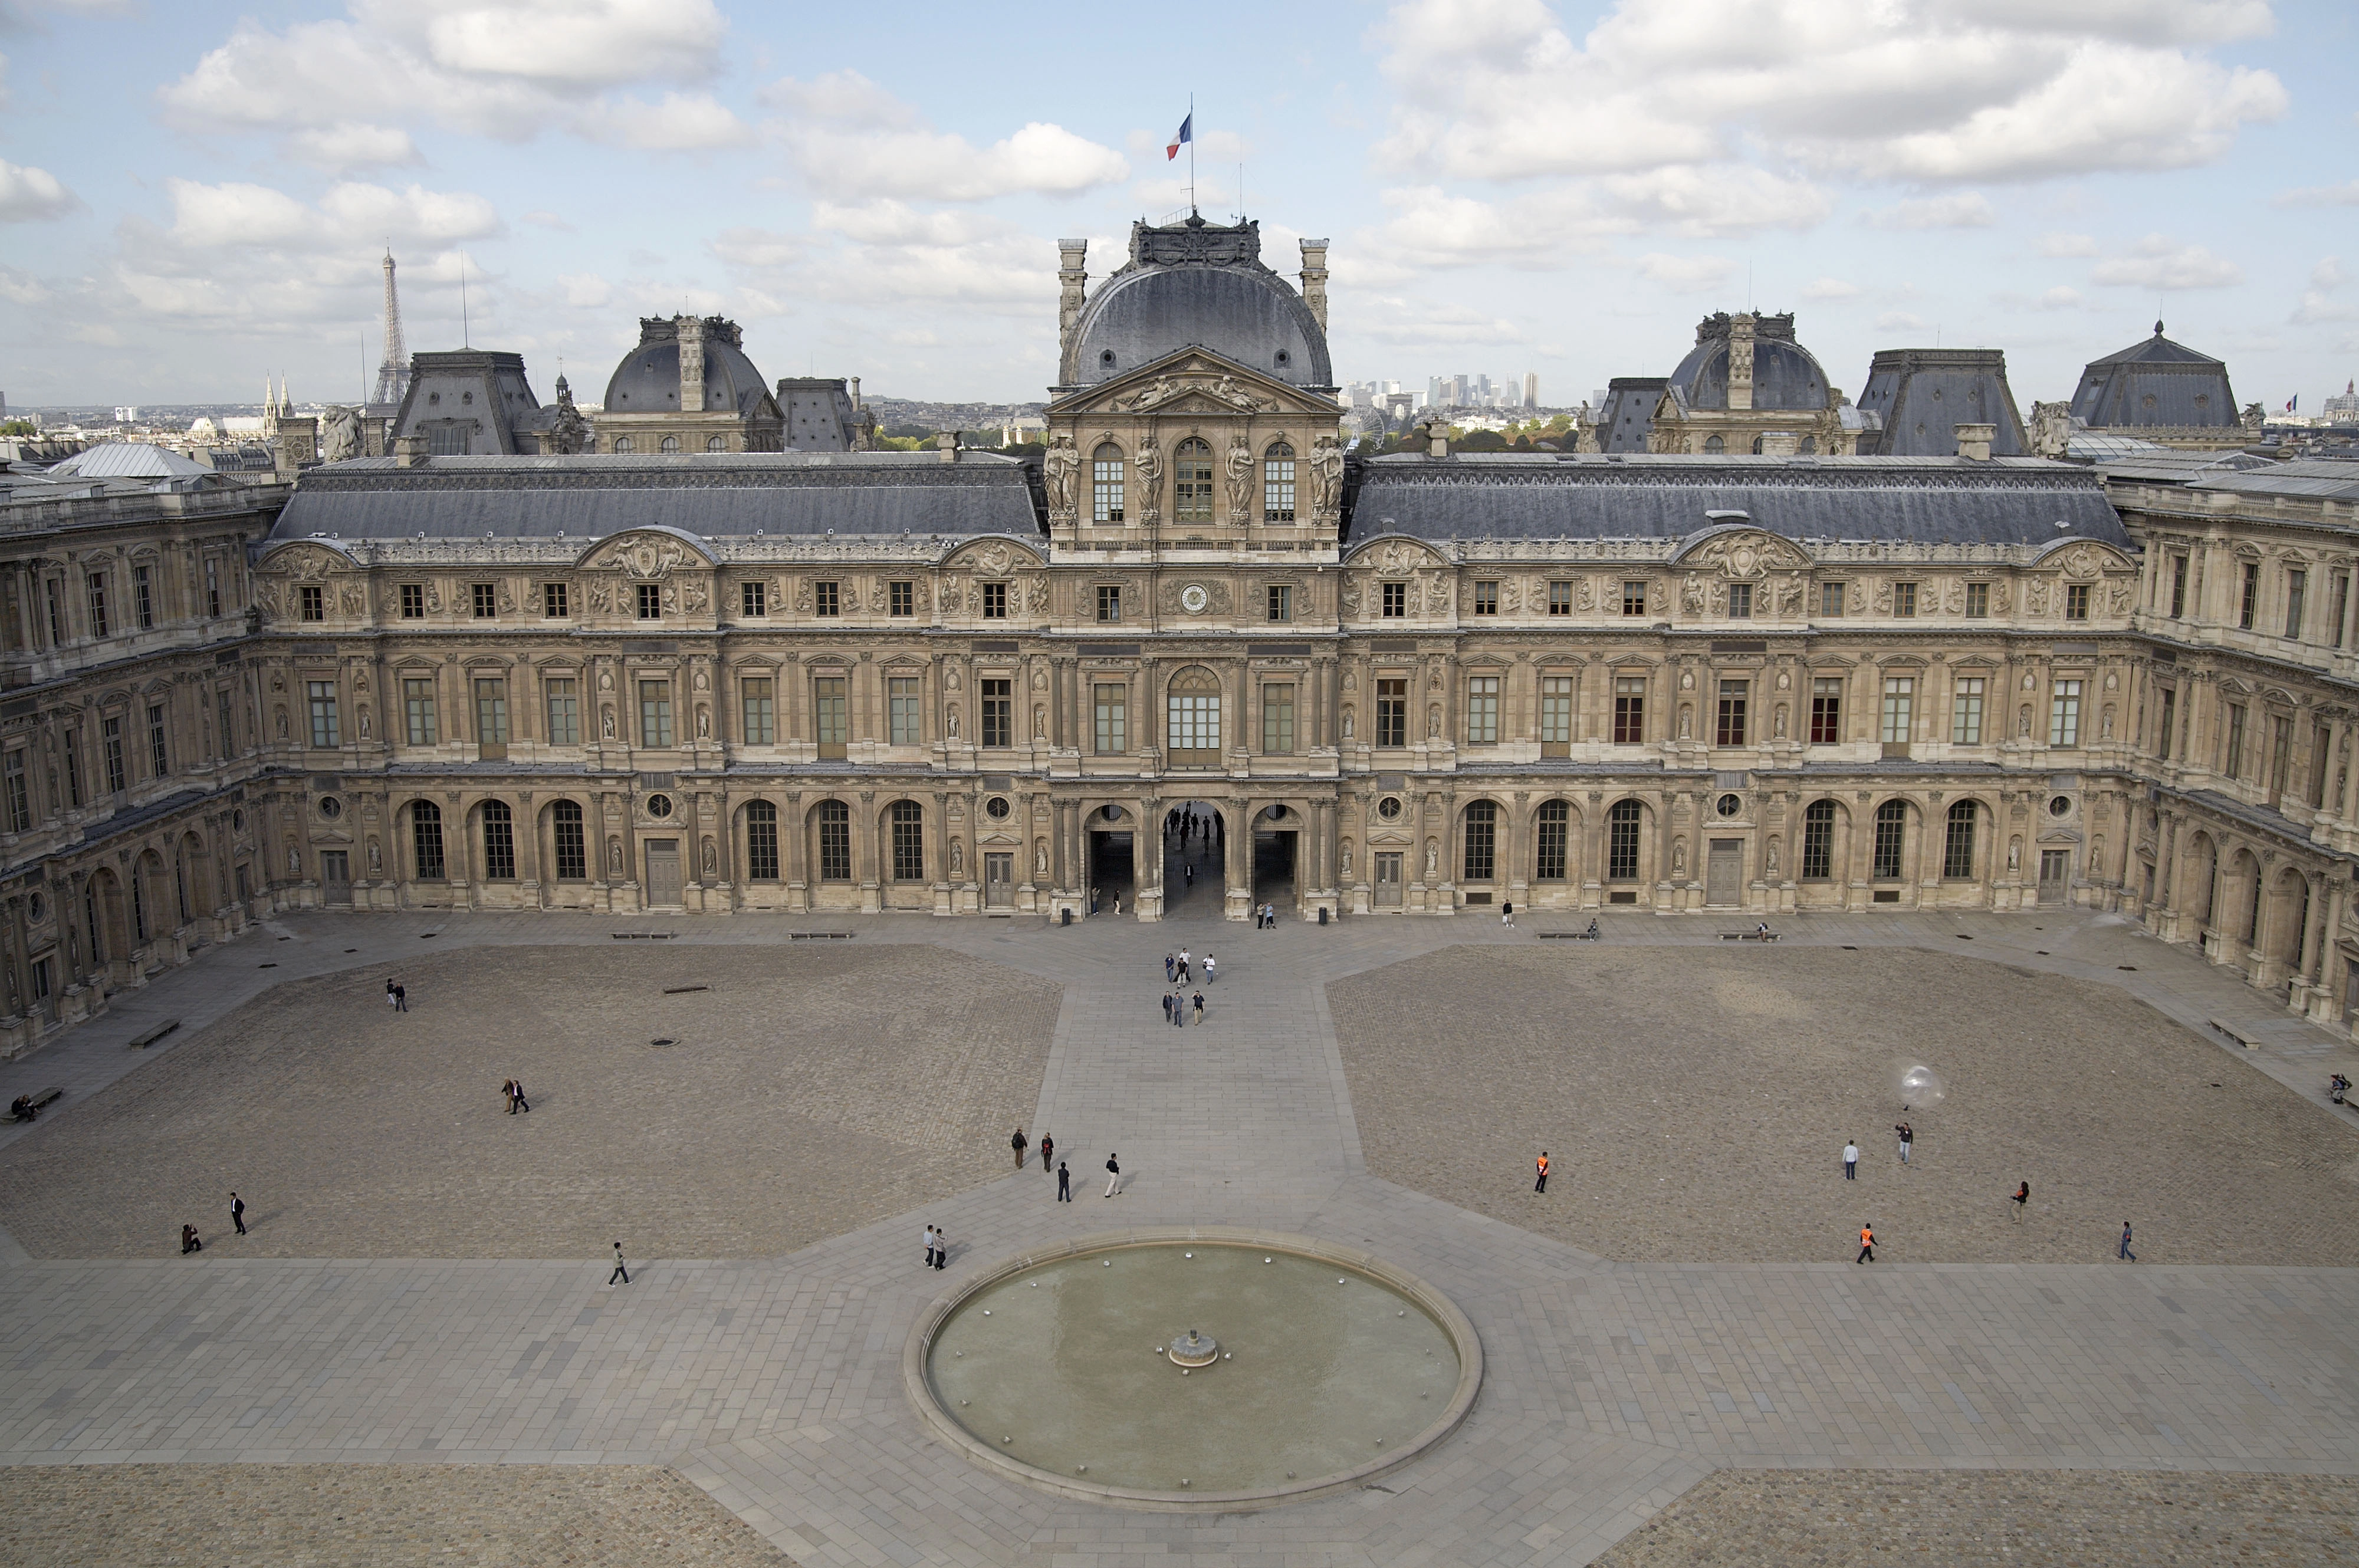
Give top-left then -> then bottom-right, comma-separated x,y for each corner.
901,1225 -> 1486,1514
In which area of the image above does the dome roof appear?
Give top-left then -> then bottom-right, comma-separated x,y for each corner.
1066,216 -> 1330,389
603,316 -> 771,417
2068,321 -> 2238,429
1667,313 -> 1834,412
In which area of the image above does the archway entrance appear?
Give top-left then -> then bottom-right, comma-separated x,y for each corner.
1253,804 -> 1300,919
1086,803 -> 1135,915
1163,800 -> 1227,921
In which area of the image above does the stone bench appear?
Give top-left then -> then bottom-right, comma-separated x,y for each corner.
1538,930 -> 1601,942
9,1085 -> 63,1122
127,1020 -> 180,1050
1719,931 -> 1781,942
2206,1018 -> 2258,1049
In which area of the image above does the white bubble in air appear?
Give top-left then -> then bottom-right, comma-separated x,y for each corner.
1894,1062 -> 1947,1110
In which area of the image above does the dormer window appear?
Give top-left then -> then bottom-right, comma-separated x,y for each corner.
1274,349 -> 1290,367
1099,350 -> 1116,369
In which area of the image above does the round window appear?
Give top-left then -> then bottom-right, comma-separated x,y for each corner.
1376,797 -> 1404,821
28,892 -> 45,923
318,795 -> 341,819
1716,793 -> 1743,818
985,796 -> 1012,820
232,810 -> 246,831
1100,804 -> 1124,823
646,793 -> 674,820
2048,795 -> 2072,817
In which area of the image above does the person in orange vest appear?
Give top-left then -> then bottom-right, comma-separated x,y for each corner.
1533,1150 -> 1550,1194
1857,1223 -> 1875,1264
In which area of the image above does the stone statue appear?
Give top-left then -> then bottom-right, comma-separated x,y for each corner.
1341,842 -> 1353,877
1035,841 -> 1049,875
702,837 -> 717,875
1773,704 -> 1788,739
1341,706 -> 1354,738
1672,837 -> 1686,875
947,704 -> 960,738
2028,400 -> 2073,458
609,837 -> 625,875
548,375 -> 591,455
319,405 -> 362,463
1308,436 -> 1345,517
1427,705 -> 1442,739
367,837 -> 382,873
1043,433 -> 1080,518
1766,836 -> 1779,875
1224,434 -> 1254,520
275,707 -> 289,738
1133,435 -> 1163,520
1681,574 -> 1707,616
287,846 -> 301,876
357,707 -> 372,738
1425,839 -> 1438,875
2008,837 -> 2022,873
1033,704 -> 1046,739
696,706 -> 711,738
602,708 -> 617,739
950,839 -> 964,875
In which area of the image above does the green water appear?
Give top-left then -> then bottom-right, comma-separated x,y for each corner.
927,1244 -> 1460,1494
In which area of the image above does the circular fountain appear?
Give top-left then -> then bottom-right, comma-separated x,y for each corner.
905,1228 -> 1482,1510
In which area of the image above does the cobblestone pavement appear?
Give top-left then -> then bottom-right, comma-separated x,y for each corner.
0,1462 -> 793,1567
1591,1468 -> 2359,1566
0,945 -> 1058,1259
1331,944 -> 2359,1265
0,905 -> 2354,1566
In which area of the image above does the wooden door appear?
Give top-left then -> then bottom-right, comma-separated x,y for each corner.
985,852 -> 1014,906
1706,839 -> 1743,905
644,839 -> 682,906
320,850 -> 351,905
1374,852 -> 1404,905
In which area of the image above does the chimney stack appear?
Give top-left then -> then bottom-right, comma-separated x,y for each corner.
1726,313 -> 1756,412
1954,422 -> 1995,461
395,433 -> 429,469
937,431 -> 960,464
1299,239 -> 1330,334
678,314 -> 707,413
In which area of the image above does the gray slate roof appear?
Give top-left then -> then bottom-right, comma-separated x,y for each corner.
1351,453 -> 2128,548
1856,349 -> 2027,456
45,442 -> 212,478
2069,322 -> 2239,429
271,453 -> 1042,542
1596,378 -> 1666,453
1667,317 -> 1834,412
2188,459 -> 2359,502
1064,215 -> 1331,390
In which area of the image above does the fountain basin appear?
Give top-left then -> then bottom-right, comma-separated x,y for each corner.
904,1228 -> 1483,1510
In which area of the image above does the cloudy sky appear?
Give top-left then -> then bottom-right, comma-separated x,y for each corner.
1,0 -> 2352,412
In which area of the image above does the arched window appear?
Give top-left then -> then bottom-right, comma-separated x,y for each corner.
1872,800 -> 1907,879
659,435 -> 681,453
745,800 -> 779,880
413,800 -> 445,880
1174,438 -> 1214,523
1750,435 -> 1765,455
551,799 -> 586,880
815,800 -> 851,882
1091,443 -> 1125,523
481,800 -> 515,880
1703,435 -> 1726,454
1943,800 -> 1977,880
1798,436 -> 1818,455
1167,666 -> 1223,765
1462,800 -> 1497,882
1263,441 -> 1296,522
1607,800 -> 1643,882
612,437 -> 634,455
1800,799 -> 1835,880
706,436 -> 727,452
1535,799 -> 1571,880
889,800 -> 925,882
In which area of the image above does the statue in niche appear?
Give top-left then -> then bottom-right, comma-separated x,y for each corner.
275,706 -> 289,739
947,704 -> 961,738
696,706 -> 711,739
950,839 -> 964,875
2008,837 -> 2023,873
602,708 -> 617,739
1308,436 -> 1345,516
1427,705 -> 1442,739
1678,704 -> 1693,739
357,707 -> 372,739
1341,705 -> 1355,739
2101,704 -> 2115,739
1043,433 -> 1080,518
1773,704 -> 1788,739
1341,841 -> 1353,877
1425,839 -> 1439,875
1133,434 -> 1164,518
1035,841 -> 1049,875
609,837 -> 625,875
1033,704 -> 1047,739
2018,705 -> 2033,738
287,846 -> 301,876
1766,836 -> 1780,875
1225,433 -> 1254,520
702,837 -> 717,876
367,837 -> 382,874
1672,837 -> 1686,875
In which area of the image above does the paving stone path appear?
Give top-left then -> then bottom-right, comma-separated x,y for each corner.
1,905 -> 2355,1566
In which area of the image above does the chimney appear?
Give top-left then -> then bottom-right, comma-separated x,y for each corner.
1954,422 -> 1996,461
678,314 -> 707,413
1424,419 -> 1448,459
1299,239 -> 1330,334
1057,239 -> 1089,376
937,431 -> 960,464
1759,430 -> 1800,458
395,433 -> 429,468
1726,313 -> 1756,411
848,376 -> 862,410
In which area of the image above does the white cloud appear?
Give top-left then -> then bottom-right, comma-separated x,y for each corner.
2036,285 -> 2084,310
521,209 -> 574,231
1348,296 -> 1527,347
597,91 -> 751,151
0,264 -> 51,305
285,122 -> 423,173
2273,181 -> 2359,208
2090,234 -> 2243,290
2036,231 -> 2099,257
1599,165 -> 1831,236
162,178 -> 501,252
1875,311 -> 1930,331
2293,256 -> 2351,326
1637,252 -> 1737,293
709,226 -> 806,269
1801,277 -> 1861,300
1863,192 -> 1997,229
0,159 -> 80,222
554,272 -> 612,310
764,71 -> 1126,201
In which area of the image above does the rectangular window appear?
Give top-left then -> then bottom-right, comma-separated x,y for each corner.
1880,677 -> 1914,745
64,728 -> 84,807
2049,679 -> 2082,747
147,704 -> 170,778
1376,678 -> 1408,747
1093,452 -> 1125,522
1382,581 -> 1408,618
740,580 -> 766,618
980,677 -> 1012,747
400,583 -> 425,619
472,582 -> 497,619
543,581 -> 570,618
815,580 -> 840,617
818,808 -> 852,881
1262,683 -> 1296,754
889,676 -> 922,745
1951,676 -> 1985,745
1466,675 -> 1499,744
1873,807 -> 1906,880
307,681 -> 339,748
87,573 -> 109,637
637,583 -> 662,620
1622,580 -> 1648,617
1093,682 -> 1126,754
1726,581 -> 1752,619
2334,573 -> 2351,649
1264,451 -> 1296,521
2224,703 -> 2246,778
889,580 -> 915,616
300,585 -> 324,622
2239,562 -> 2259,629
4,750 -> 28,833
1964,581 -> 1989,619
1098,584 -> 1123,623
1168,686 -> 1221,755
403,678 -> 437,745
812,677 -> 846,755
546,679 -> 579,745
2312,723 -> 2331,807
1715,679 -> 1748,747
1613,676 -> 1646,744
554,807 -> 587,880
741,678 -> 776,744
1810,677 -> 1843,744
1462,806 -> 1496,882
1821,581 -> 1845,617
215,687 -> 235,760
891,804 -> 925,882
2170,554 -> 2189,617
205,557 -> 222,619
103,715 -> 126,794
474,679 -> 508,747
743,809 -> 777,882
1893,581 -> 1917,617
2285,570 -> 2307,639
1540,676 -> 1574,745
981,581 -> 1008,619
1549,580 -> 1573,616
2156,688 -> 2176,762
1266,584 -> 1292,622
2065,582 -> 2091,622
1608,808 -> 1641,881
482,808 -> 515,881
1471,581 -> 1499,616
134,565 -> 153,629
44,577 -> 63,644
639,680 -> 673,747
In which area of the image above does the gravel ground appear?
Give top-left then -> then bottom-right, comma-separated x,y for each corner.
1593,1468 -> 2359,1566
1330,945 -> 2359,1265
0,945 -> 1058,1260
0,1464 -> 791,1568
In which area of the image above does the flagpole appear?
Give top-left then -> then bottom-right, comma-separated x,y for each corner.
1189,93 -> 1196,213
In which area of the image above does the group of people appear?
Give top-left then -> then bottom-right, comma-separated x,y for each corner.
1000,1126 -> 1118,1218
383,978 -> 409,1011
501,1078 -> 532,1114
180,1191 -> 247,1255
1162,947 -> 1213,1025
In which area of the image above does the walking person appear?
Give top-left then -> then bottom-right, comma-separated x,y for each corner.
1184,863 -> 1194,889
229,1192 -> 247,1236
1162,991 -> 1175,1024
511,1077 -> 529,1113
386,978 -> 398,1010
1056,1160 -> 1071,1202
1501,899 -> 1514,929
1165,952 -> 1176,982
1011,1126 -> 1029,1170
608,1242 -> 631,1285
1039,1133 -> 1053,1174
1170,991 -> 1184,1027
1894,1122 -> 1913,1165
1843,1140 -> 1859,1180
502,1078 -> 518,1114
932,1225 -> 947,1270
923,1224 -> 938,1268
2011,1181 -> 2030,1221
2118,1221 -> 2136,1261
1178,948 -> 1191,981
1103,1153 -> 1122,1197
1191,990 -> 1204,1024
1203,954 -> 1215,984
393,981 -> 408,1013
1534,1150 -> 1550,1193
1857,1223 -> 1875,1264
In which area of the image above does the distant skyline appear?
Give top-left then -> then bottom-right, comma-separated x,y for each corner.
1,1 -> 2353,412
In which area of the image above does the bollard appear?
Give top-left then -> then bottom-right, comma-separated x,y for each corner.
1062,908 -> 1073,926
1318,906 -> 1328,926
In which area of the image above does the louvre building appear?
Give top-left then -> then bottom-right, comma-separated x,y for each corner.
5,212 -> 2358,1058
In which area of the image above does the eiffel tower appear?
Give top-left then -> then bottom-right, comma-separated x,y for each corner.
370,248 -> 410,408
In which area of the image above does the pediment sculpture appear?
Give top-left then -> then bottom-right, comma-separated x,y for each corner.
590,534 -> 696,580
1675,528 -> 1810,578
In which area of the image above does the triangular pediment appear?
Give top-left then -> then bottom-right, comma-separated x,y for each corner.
575,526 -> 717,576
1670,524 -> 1812,576
1051,347 -> 1336,419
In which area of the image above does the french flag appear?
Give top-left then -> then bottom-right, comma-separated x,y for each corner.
2285,395 -> 2298,412
1167,113 -> 1192,161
